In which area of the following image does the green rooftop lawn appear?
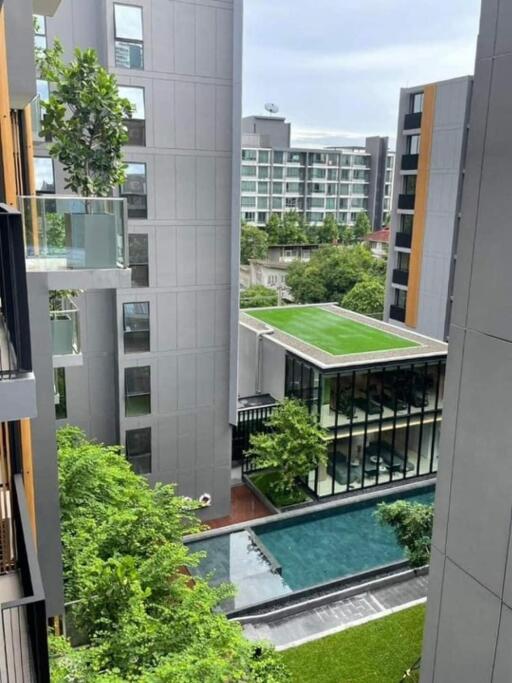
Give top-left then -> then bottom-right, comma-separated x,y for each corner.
247,307 -> 420,356
280,603 -> 425,683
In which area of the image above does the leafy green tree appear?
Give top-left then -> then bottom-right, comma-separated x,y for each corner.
341,276 -> 385,317
240,285 -> 278,309
51,426 -> 289,681
247,399 -> 328,496
36,41 -> 132,196
266,212 -> 308,245
241,224 -> 269,264
376,500 -> 434,568
316,214 -> 339,244
353,212 -> 372,241
339,224 -> 356,245
286,244 -> 385,304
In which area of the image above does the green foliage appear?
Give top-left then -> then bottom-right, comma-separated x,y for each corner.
266,212 -> 308,245
341,276 -> 385,317
46,213 -> 66,250
376,500 -> 434,568
306,214 -> 339,245
36,41 -> 132,196
241,224 -> 269,264
339,224 -> 356,246
52,426 -> 289,681
240,285 -> 278,309
286,244 -> 386,304
247,400 -> 328,496
250,471 -> 311,508
49,289 -> 81,311
353,212 -> 372,240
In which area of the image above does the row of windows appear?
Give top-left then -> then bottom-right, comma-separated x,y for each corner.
242,210 -> 368,225
241,165 -> 370,181
241,181 -> 369,195
242,150 -> 373,167
241,196 -> 368,210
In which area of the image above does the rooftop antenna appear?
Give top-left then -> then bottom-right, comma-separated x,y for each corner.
264,103 -> 279,116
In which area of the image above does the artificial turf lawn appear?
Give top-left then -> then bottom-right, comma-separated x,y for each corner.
247,307 -> 420,356
250,471 -> 312,507
280,604 -> 425,683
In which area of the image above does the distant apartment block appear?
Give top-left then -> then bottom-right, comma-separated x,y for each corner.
241,115 -> 394,230
30,0 -> 243,520
385,76 -> 473,340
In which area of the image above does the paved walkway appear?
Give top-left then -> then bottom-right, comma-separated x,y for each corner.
242,574 -> 428,650
207,484 -> 271,530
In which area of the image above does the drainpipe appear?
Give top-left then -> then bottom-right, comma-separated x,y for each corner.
255,328 -> 274,394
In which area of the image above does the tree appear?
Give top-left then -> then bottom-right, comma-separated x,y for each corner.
36,41 -> 132,196
316,214 -> 339,244
51,427 -> 289,681
240,285 -> 278,309
341,276 -> 385,317
376,500 -> 434,568
247,399 -> 328,496
266,212 -> 308,245
241,224 -> 269,264
353,212 -> 372,241
339,224 -> 355,246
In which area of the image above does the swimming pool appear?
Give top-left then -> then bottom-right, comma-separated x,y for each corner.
188,485 -> 434,612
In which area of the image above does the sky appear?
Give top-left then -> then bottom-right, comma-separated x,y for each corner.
243,0 -> 482,149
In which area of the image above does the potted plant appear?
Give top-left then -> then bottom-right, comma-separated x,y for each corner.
36,41 -> 133,269
50,290 -> 81,355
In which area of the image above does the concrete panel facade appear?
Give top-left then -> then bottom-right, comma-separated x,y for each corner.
421,2 -> 512,680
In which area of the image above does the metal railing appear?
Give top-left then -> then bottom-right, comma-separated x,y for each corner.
0,205 -> 32,380
233,404 -> 277,466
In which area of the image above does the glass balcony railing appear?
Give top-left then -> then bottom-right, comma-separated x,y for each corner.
50,297 -> 80,356
18,196 -> 127,271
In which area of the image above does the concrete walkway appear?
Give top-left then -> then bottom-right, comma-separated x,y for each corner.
243,573 -> 428,650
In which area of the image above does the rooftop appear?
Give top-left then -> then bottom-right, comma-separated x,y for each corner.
240,304 -> 447,369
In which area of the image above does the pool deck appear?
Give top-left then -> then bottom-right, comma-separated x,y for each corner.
206,484 -> 272,530
242,572 -> 428,651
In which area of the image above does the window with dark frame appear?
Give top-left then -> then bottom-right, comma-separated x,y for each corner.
126,427 -> 151,474
123,302 -> 150,353
394,288 -> 407,308
400,214 -> 414,235
403,174 -> 417,195
120,163 -> 147,218
119,86 -> 146,146
406,134 -> 421,155
128,234 -> 149,287
125,366 -> 151,416
114,4 -> 144,69
410,92 -> 424,114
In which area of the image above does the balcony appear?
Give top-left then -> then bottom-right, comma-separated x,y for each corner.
389,305 -> 406,323
401,154 -> 419,171
404,112 -> 422,130
0,206 -> 37,422
398,194 -> 416,211
392,269 -> 409,286
18,196 -> 131,290
395,232 -> 412,249
50,296 -> 82,367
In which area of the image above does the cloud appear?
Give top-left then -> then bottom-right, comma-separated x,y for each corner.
291,127 -> 396,149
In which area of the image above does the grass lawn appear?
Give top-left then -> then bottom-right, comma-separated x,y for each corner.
250,471 -> 312,508
247,307 -> 419,356
280,604 -> 425,683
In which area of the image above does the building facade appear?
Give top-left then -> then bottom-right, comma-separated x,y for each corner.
241,115 -> 394,230
31,0 -> 243,520
384,76 -> 473,341
421,1 -> 512,680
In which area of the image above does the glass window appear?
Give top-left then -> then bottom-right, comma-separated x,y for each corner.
125,366 -> 151,416
123,302 -> 150,353
120,163 -> 147,218
394,288 -> 407,308
309,168 -> 326,179
258,182 -> 269,194
341,155 -> 352,166
272,197 -> 283,210
397,251 -> 410,271
114,4 -> 144,69
403,175 -> 417,195
327,169 -> 337,180
34,14 -> 47,49
310,183 -> 325,194
259,150 -> 270,163
242,149 -> 257,161
400,214 -> 414,235
119,86 -> 146,145
273,151 -> 284,164
128,234 -> 149,287
351,184 -> 366,195
257,196 -> 268,209
126,427 -> 151,474
241,196 -> 256,208
242,165 -> 257,177
241,181 -> 256,192
406,134 -> 421,155
285,182 -> 302,193
288,152 -> 305,163
411,92 -> 424,114
309,197 -> 324,208
326,198 -> 336,210
257,212 -> 267,223
54,368 -> 67,420
273,166 -> 284,179
340,169 -> 350,180
286,167 -> 304,179
34,157 -> 55,193
258,166 -> 269,179
273,182 -> 283,194
241,211 -> 255,222
339,183 -> 350,195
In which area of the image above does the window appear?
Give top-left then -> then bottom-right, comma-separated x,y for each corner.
126,427 -> 151,474
353,170 -> 369,181
288,152 -> 305,163
341,155 -> 352,166
257,182 -> 269,194
242,165 -> 257,177
273,151 -> 284,164
123,302 -> 150,353
125,366 -> 151,416
114,4 -> 144,69
309,197 -> 324,208
273,166 -> 284,179
257,196 -> 268,209
35,79 -> 49,130
350,198 -> 367,209
119,86 -> 146,145
54,368 -> 67,420
257,212 -> 267,223
339,212 -> 348,223
339,198 -> 349,209
400,214 -> 414,235
258,166 -> 269,179
340,169 -> 350,180
34,14 -> 47,49
259,150 -> 270,163
394,288 -> 407,308
273,182 -> 283,194
241,181 -> 256,192
339,184 -> 350,195
310,153 -> 326,164
327,169 -> 337,180
286,167 -> 303,179
309,168 -> 326,179
403,175 -> 417,195
397,251 -> 410,271
272,197 -> 283,210
410,92 -> 424,114
327,183 -> 337,196
121,163 -> 147,218
241,211 -> 255,222
351,184 -> 366,195
285,182 -> 302,193
241,196 -> 256,208
34,157 -> 55,193
310,183 -> 325,194
242,149 -> 257,161
326,198 -> 336,210
406,134 -> 421,155
128,234 -> 149,286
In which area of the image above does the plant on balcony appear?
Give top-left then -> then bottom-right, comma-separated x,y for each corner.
247,399 -> 328,499
36,40 -> 132,197
51,427 -> 290,681
376,500 -> 434,568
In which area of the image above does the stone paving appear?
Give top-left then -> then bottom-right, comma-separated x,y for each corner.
242,574 -> 428,650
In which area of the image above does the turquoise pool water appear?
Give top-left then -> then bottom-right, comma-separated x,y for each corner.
188,485 -> 434,611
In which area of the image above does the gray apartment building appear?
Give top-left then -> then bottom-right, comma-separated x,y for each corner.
384,76 -> 473,341
241,115 -> 394,230
421,0 -> 512,680
30,0 -> 243,521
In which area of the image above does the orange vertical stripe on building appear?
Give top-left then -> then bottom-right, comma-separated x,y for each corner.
405,84 -> 437,329
0,8 -> 17,205
20,420 -> 37,542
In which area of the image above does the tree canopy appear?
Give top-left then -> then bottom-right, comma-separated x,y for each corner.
376,500 -> 434,568
286,244 -> 386,304
240,285 -> 278,309
341,276 -> 385,317
241,224 -> 269,264
353,212 -> 372,240
265,212 -> 308,245
51,426 -> 289,681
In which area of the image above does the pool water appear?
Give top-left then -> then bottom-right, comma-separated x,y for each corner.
188,486 -> 434,611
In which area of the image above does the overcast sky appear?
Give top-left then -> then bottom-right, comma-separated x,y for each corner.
243,0 -> 481,149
